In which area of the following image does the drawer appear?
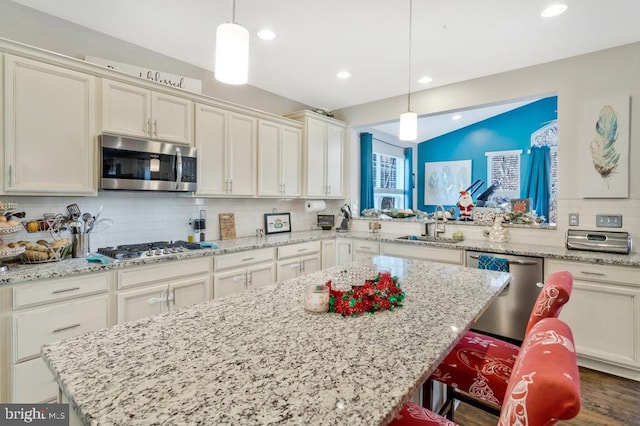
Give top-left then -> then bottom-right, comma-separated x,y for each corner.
214,248 -> 274,271
352,240 -> 380,254
14,294 -> 109,362
119,257 -> 210,289
381,243 -> 463,265
546,259 -> 640,287
277,241 -> 321,259
13,356 -> 57,403
13,272 -> 109,309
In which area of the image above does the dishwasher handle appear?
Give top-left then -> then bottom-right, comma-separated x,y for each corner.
467,254 -> 539,266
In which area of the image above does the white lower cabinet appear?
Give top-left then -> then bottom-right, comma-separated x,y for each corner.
3,272 -> 111,403
277,255 -> 321,281
276,241 -> 321,281
336,239 -> 353,266
380,243 -> 463,265
352,240 -> 380,261
321,239 -> 336,269
213,248 -> 276,299
546,259 -> 640,380
117,258 -> 211,323
13,357 -> 57,403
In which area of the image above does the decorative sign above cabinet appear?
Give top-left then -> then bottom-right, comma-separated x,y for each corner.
85,56 -> 202,93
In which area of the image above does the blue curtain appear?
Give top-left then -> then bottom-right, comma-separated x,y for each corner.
359,132 -> 374,211
524,145 -> 550,222
404,147 -> 414,210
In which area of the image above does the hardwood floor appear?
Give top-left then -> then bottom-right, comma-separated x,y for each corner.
451,367 -> 640,426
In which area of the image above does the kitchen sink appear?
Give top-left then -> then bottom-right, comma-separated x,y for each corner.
396,235 -> 461,244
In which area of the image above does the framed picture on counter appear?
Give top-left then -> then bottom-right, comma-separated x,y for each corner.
510,198 -> 531,214
264,213 -> 291,234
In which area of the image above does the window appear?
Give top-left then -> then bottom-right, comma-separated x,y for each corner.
372,140 -> 406,209
531,121 -> 558,224
485,150 -> 522,199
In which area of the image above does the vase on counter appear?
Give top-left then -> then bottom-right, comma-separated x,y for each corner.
488,215 -> 510,243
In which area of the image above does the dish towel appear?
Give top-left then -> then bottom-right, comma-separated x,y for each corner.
478,255 -> 509,272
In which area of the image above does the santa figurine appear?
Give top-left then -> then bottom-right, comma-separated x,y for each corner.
457,190 -> 475,220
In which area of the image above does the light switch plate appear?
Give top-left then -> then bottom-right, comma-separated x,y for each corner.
568,213 -> 579,226
596,214 -> 623,228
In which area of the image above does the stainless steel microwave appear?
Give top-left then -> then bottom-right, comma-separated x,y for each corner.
100,134 -> 197,192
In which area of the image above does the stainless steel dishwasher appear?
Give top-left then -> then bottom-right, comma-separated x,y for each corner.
466,251 -> 543,344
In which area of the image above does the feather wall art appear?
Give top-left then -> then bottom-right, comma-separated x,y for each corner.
589,105 -> 620,187
582,96 -> 630,199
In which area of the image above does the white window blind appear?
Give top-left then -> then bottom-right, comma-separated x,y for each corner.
372,140 -> 406,209
485,150 -> 522,199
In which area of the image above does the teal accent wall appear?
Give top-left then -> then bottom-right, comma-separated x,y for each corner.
417,96 -> 557,213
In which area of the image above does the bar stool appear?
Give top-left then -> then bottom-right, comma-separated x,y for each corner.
430,270 -> 573,418
391,317 -> 581,426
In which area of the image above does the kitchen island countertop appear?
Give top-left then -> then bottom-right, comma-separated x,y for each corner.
42,255 -> 510,425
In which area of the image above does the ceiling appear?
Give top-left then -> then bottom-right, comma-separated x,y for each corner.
11,0 -> 640,140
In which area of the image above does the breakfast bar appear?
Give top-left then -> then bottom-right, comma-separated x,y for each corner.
41,256 -> 510,425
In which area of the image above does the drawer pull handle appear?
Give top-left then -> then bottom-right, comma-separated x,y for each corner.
298,248 -> 307,252
232,275 -> 246,282
242,257 -> 255,262
360,246 -> 371,250
52,287 -> 81,294
52,323 -> 81,334
147,296 -> 166,305
580,271 -> 606,277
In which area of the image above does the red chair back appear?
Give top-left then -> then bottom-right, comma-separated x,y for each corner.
499,317 -> 581,425
524,271 -> 573,336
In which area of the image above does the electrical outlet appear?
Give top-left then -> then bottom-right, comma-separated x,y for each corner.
568,213 -> 579,226
596,214 -> 623,228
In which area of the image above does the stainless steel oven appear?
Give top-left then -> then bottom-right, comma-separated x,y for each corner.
100,134 -> 197,192
466,251 -> 544,344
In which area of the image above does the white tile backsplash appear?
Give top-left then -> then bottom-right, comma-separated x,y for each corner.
1,193 -> 342,252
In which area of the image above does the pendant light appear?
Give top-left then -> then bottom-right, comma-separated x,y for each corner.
215,0 -> 249,85
399,0 -> 417,141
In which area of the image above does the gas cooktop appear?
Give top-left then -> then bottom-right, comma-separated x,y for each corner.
97,241 -> 201,259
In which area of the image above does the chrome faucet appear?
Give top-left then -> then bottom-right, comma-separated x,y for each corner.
434,205 -> 447,238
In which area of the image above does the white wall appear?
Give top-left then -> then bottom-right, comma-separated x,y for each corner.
3,194 -> 342,252
0,0 -> 309,116
336,42 -> 640,249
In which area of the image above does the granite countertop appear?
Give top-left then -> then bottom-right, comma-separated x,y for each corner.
1,228 -> 638,286
41,255 -> 510,426
0,230 -> 336,286
344,231 -> 640,268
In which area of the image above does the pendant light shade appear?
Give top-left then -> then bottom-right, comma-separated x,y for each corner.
399,111 -> 417,141
399,0 -> 417,141
215,1 -> 249,85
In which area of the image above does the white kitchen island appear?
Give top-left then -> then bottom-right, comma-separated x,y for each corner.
41,256 -> 509,425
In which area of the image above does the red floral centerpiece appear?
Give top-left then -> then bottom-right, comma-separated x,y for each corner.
325,272 -> 404,316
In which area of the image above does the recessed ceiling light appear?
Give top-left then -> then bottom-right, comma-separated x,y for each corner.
418,76 -> 433,84
452,114 -> 462,121
337,71 -> 351,79
541,4 -> 567,18
257,29 -> 276,40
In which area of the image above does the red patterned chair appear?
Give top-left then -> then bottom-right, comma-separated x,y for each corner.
390,317 -> 581,425
430,270 -> 573,417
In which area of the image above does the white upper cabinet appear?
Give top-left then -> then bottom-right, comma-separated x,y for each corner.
3,55 -> 97,195
287,110 -> 346,198
257,120 -> 302,197
101,78 -> 193,145
195,103 -> 257,197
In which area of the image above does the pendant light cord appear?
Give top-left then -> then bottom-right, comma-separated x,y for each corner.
407,0 -> 413,111
231,0 -> 236,23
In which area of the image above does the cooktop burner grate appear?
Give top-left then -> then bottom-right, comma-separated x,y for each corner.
97,240 -> 200,259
